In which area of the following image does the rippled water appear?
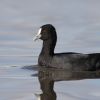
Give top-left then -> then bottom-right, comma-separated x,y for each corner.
0,0 -> 100,100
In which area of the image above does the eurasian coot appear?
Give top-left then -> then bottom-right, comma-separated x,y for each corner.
34,24 -> 100,71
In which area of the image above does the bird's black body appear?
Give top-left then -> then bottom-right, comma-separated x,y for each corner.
36,24 -> 100,71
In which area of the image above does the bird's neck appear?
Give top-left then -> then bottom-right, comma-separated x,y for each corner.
40,39 -> 56,56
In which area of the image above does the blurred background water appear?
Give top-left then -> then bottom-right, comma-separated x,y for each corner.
1,0 -> 100,66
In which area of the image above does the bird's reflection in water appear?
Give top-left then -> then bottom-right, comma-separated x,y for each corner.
38,67 -> 100,100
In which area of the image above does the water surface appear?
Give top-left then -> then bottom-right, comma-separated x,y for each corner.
1,0 -> 100,66
0,0 -> 100,100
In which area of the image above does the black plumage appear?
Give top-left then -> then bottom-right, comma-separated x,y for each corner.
34,24 -> 100,71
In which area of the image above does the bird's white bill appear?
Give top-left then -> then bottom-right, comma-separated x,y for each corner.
33,28 -> 42,41
33,33 -> 41,41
